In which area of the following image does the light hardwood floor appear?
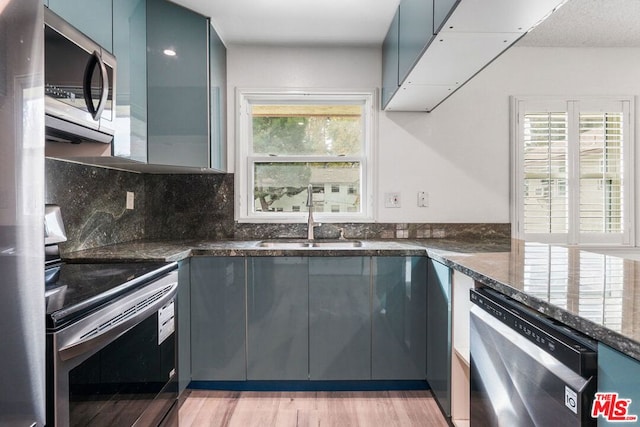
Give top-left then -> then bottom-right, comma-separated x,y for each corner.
179,390 -> 448,427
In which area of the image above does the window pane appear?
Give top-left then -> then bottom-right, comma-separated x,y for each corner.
251,104 -> 363,156
579,112 -> 624,233
253,162 -> 360,213
523,113 -> 568,234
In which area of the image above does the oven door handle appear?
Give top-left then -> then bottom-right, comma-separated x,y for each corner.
58,281 -> 178,361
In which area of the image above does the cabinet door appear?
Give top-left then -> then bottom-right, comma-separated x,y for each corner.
398,0 -> 434,85
434,0 -> 460,34
427,258 -> 452,417
309,257 -> 371,380
598,344 -> 640,425
176,259 -> 190,395
112,0 -> 147,162
372,257 -> 426,380
146,0 -> 209,167
191,257 -> 246,381
381,8 -> 399,109
247,257 -> 308,380
209,22 -> 227,171
48,0 -> 113,52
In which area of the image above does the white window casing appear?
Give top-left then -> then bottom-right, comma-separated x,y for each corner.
235,89 -> 377,223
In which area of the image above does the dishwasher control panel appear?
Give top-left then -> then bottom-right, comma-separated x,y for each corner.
471,287 -> 597,376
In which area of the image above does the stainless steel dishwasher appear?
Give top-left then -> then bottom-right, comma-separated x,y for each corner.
469,287 -> 597,426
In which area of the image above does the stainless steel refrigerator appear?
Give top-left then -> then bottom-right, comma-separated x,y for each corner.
0,0 -> 45,425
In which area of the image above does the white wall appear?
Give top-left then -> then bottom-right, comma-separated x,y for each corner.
226,44 -> 640,227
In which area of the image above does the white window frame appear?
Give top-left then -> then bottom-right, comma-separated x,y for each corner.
235,89 -> 376,223
511,96 -> 635,246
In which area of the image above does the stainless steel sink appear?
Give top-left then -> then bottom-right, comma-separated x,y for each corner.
256,240 -> 363,249
311,240 -> 363,248
256,240 -> 313,248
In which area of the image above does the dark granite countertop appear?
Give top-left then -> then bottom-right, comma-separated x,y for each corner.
63,237 -> 640,361
63,239 -> 434,261
428,239 -> 640,361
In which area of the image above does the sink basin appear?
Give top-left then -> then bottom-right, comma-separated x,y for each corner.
256,240 -> 313,248
311,240 -> 363,248
256,240 -> 363,249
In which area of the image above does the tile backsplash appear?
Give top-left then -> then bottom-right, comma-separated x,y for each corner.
46,158 -> 510,253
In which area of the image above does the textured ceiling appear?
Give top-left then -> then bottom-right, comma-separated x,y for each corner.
518,0 -> 640,47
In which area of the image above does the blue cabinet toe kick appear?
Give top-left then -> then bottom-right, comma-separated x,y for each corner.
189,380 -> 430,392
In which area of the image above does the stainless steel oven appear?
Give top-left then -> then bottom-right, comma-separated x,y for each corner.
46,265 -> 179,427
44,7 -> 116,144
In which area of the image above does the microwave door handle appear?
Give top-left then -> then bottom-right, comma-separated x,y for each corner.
83,51 -> 109,121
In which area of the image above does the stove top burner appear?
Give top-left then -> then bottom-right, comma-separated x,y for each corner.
45,261 -> 178,330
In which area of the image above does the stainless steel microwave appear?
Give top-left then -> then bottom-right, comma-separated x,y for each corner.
44,8 -> 116,144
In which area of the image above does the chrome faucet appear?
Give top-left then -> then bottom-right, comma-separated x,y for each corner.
306,184 -> 318,240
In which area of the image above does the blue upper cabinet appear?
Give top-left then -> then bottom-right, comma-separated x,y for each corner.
209,22 -> 227,171
398,0 -> 434,86
47,0 -> 113,52
112,0 -> 147,163
48,0 -> 227,169
146,0 -> 209,168
434,0 -> 460,33
382,0 -> 565,111
381,9 -> 399,109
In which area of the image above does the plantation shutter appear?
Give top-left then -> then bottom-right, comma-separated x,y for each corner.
522,112 -> 568,236
515,98 -> 633,245
578,112 -> 624,234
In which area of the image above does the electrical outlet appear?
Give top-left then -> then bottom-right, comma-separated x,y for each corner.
126,191 -> 135,210
384,192 -> 401,208
418,191 -> 428,207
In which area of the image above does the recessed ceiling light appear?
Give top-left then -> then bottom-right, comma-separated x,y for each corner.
163,49 -> 176,57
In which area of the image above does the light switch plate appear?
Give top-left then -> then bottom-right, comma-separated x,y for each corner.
418,191 -> 428,207
384,192 -> 401,208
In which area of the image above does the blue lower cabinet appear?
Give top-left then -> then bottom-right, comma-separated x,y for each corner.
191,257 -> 246,381
177,259 -> 191,395
189,255 -> 432,388
597,344 -> 640,425
427,258 -> 452,417
372,257 -> 427,380
309,257 -> 371,380
247,257 -> 309,380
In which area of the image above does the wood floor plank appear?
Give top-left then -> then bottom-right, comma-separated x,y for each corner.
179,389 -> 447,427
179,390 -> 208,427
191,391 -> 238,427
229,391 -> 282,427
